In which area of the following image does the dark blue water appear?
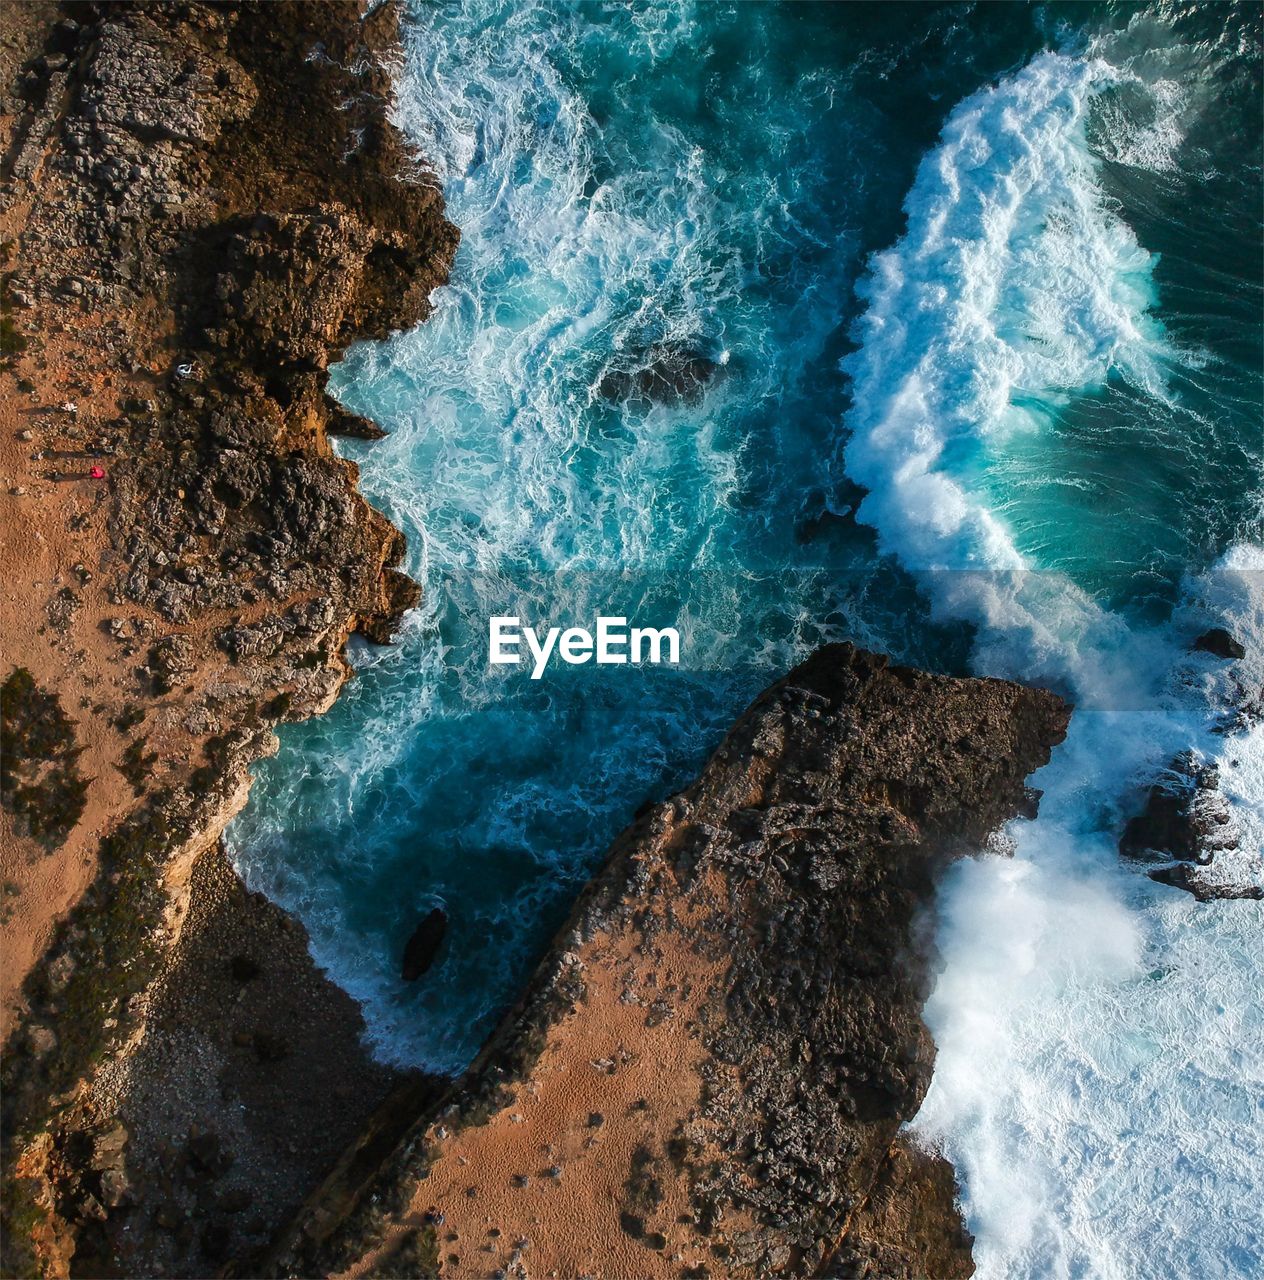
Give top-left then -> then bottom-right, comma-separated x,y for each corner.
228,4 -> 1262,1274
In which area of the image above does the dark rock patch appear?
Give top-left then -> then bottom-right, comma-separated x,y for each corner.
1119,754 -> 1238,866
598,345 -> 718,408
1149,863 -> 1263,902
0,667 -> 88,850
229,954 -> 261,983
1193,628 -> 1247,660
401,908 -> 448,982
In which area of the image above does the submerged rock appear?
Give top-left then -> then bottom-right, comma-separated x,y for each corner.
401,908 -> 448,982
598,345 -> 718,408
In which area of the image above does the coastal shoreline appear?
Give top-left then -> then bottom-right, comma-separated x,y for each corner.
1,2 -> 457,1273
271,645 -> 1069,1279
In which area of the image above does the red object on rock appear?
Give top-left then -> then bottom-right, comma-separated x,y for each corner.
90,466 -> 106,479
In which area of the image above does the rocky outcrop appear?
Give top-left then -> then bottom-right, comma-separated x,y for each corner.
1120,752 -> 1258,903
1,3 -> 457,1275
1119,754 -> 1239,866
272,644 -> 1070,1279
1193,628 -> 1247,661
830,1136 -> 978,1280
1149,862 -> 1263,902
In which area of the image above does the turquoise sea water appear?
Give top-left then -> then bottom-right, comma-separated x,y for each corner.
228,4 -> 1262,1274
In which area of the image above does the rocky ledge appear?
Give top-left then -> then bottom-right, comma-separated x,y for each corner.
269,644 -> 1070,1280
1118,628 -> 1261,904
1,2 -> 456,1276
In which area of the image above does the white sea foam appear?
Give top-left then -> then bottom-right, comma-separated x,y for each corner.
841,45 -> 1262,1280
843,52 -> 1172,573
911,545 -> 1263,1278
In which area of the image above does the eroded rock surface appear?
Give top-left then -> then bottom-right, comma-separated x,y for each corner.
1121,752 -> 1260,903
1120,754 -> 1239,866
1193,628 -> 1247,661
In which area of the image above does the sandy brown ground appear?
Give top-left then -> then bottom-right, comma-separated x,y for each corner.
0,0 -> 451,1043
1,3 -> 457,1273
0,276 -> 153,1038
278,646 -> 1065,1280
348,876 -> 751,1280
2,18 -> 105,1014
0,0 -> 180,1039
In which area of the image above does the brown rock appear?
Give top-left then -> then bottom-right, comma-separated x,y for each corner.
271,644 -> 1069,1278
327,407 -> 388,441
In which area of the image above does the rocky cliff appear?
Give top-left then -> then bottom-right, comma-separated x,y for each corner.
270,644 -> 1069,1279
0,3 -> 456,1275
